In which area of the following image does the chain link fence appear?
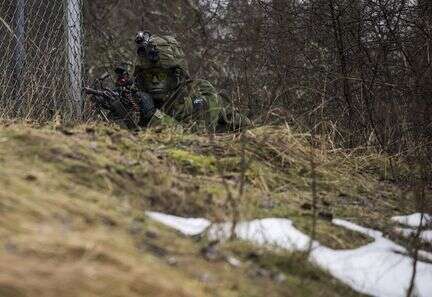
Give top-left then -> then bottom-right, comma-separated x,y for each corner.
0,0 -> 83,122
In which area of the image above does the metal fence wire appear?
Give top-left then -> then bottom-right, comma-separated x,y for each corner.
0,0 -> 83,121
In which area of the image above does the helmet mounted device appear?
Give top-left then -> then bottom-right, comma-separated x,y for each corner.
135,31 -> 159,63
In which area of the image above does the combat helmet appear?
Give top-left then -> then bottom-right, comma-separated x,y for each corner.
134,32 -> 189,81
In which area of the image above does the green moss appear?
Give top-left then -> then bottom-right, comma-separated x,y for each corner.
0,122 -> 418,297
167,148 -> 216,174
203,184 -> 227,197
222,241 -> 366,297
217,156 -> 242,172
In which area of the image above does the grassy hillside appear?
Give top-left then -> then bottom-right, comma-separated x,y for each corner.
0,121 -> 417,297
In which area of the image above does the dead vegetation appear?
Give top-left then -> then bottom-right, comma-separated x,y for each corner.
0,121 -> 422,296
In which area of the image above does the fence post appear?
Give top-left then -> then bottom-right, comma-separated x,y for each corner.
66,0 -> 83,119
12,0 -> 26,106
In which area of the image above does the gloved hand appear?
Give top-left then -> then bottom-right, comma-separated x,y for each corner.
136,91 -> 155,123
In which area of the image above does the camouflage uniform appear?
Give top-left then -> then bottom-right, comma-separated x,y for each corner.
133,34 -> 250,131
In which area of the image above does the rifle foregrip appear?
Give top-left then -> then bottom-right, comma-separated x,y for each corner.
84,87 -> 104,96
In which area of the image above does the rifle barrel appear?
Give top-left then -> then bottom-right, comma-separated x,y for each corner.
84,87 -> 105,96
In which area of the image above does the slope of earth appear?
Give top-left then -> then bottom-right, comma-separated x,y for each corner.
0,121 -> 420,297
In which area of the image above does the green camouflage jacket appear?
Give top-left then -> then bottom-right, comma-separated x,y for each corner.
146,79 -> 221,131
137,79 -> 251,132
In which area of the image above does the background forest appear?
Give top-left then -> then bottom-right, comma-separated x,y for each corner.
85,0 -> 431,158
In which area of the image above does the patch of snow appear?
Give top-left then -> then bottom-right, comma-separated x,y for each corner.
418,250 -> 432,262
391,213 -> 431,228
315,219 -> 432,297
226,256 -> 242,267
207,218 -> 319,251
333,218 -> 383,239
395,227 -> 432,243
147,212 -> 432,297
146,212 -> 210,236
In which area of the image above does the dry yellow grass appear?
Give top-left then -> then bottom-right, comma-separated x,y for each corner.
0,121 -> 415,296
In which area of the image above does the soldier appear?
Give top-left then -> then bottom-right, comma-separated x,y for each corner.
133,32 -> 251,132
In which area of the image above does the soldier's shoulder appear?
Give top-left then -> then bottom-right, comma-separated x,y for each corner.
187,79 -> 214,88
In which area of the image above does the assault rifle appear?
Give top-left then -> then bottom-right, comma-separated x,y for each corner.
84,70 -> 140,130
